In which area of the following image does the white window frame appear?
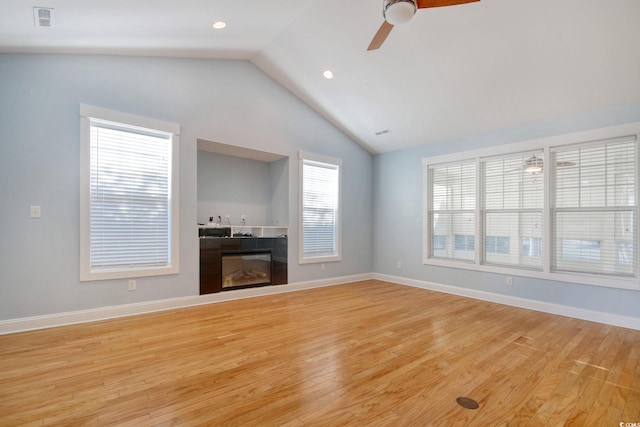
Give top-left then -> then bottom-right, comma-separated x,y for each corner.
298,151 -> 342,264
423,122 -> 640,290
80,104 -> 180,281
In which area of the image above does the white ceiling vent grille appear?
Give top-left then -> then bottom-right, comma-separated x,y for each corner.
375,129 -> 391,136
33,7 -> 55,28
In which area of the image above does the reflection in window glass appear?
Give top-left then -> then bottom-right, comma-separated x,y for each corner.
486,236 -> 510,254
522,237 -> 542,257
455,235 -> 475,251
561,239 -> 601,261
432,235 -> 447,250
617,241 -> 633,265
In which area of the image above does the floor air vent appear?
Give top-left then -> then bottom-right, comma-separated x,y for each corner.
456,396 -> 480,410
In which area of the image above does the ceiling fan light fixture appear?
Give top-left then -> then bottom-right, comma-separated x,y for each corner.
383,0 -> 417,25
524,165 -> 543,174
524,156 -> 544,174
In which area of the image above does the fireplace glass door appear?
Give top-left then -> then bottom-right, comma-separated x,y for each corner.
221,251 -> 271,289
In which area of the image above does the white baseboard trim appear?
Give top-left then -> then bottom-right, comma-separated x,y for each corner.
4,272 -> 637,335
374,273 -> 640,331
0,273 -> 373,335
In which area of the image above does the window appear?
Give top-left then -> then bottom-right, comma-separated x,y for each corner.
432,235 -> 447,250
426,160 -> 476,262
560,239 -> 601,261
618,241 -> 633,265
481,151 -> 544,270
522,237 -> 542,257
486,236 -> 510,254
299,152 -> 341,263
423,127 -> 640,288
80,105 -> 180,281
551,137 -> 636,276
455,235 -> 475,251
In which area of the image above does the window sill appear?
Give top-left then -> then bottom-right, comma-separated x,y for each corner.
80,264 -> 179,282
423,258 -> 639,291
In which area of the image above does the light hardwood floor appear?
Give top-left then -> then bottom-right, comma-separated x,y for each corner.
0,280 -> 639,426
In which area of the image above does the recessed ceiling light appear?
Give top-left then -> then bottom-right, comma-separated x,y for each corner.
323,70 -> 334,79
212,21 -> 227,30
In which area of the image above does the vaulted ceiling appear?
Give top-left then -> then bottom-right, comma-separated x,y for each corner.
2,0 -> 640,154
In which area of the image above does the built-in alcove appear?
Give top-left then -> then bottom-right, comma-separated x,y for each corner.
197,139 -> 289,227
197,139 -> 290,294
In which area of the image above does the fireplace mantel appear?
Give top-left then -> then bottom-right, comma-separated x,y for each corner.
199,225 -> 288,238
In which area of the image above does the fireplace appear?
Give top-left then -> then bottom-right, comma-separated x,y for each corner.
221,250 -> 272,290
199,236 -> 287,294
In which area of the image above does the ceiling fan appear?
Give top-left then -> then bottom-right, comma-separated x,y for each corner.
518,156 -> 577,174
368,0 -> 480,51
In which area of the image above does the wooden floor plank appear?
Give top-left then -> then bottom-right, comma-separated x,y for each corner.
0,280 -> 638,426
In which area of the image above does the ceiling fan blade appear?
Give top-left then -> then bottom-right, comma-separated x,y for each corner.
417,0 -> 480,9
368,21 -> 394,51
557,161 -> 577,167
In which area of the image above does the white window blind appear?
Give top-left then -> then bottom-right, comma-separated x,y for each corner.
300,155 -> 341,263
551,136 -> 637,277
481,151 -> 544,270
80,104 -> 180,281
427,160 -> 476,262
423,126 -> 640,288
89,120 -> 172,270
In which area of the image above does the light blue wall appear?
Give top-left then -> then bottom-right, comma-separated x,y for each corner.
197,151 -> 272,226
197,152 -> 290,227
5,51 -> 635,324
269,157 -> 289,227
373,103 -> 640,319
0,53 -> 373,321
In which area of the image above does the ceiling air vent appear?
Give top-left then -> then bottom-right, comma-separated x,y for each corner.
375,129 -> 391,136
33,7 -> 55,28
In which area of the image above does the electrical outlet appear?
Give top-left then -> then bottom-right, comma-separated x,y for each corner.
506,276 -> 513,286
320,263 -> 325,271
241,214 -> 246,222
225,214 -> 230,223
128,280 -> 136,291
396,261 -> 402,269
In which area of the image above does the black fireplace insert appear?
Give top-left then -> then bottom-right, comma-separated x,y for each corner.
221,250 -> 271,290
199,236 -> 287,294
